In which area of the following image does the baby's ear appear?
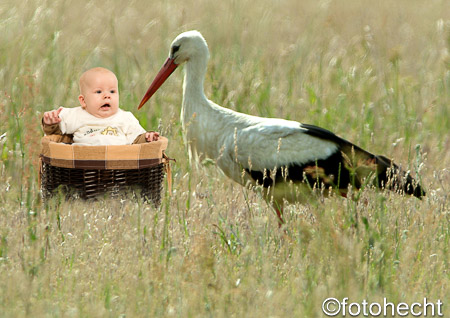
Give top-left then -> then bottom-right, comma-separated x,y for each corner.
78,95 -> 86,108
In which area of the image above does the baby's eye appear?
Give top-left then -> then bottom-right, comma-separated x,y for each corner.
110,90 -> 116,94
95,90 -> 102,94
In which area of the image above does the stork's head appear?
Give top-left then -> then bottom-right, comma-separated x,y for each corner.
170,30 -> 209,65
138,30 -> 209,110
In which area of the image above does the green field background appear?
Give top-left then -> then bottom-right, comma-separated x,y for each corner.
0,0 -> 448,316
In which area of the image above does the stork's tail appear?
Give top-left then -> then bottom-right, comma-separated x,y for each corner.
301,123 -> 426,199
339,142 -> 426,199
375,155 -> 425,198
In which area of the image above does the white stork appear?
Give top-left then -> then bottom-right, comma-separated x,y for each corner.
138,30 -> 425,223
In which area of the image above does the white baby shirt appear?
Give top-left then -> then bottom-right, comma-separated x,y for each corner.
59,107 -> 146,145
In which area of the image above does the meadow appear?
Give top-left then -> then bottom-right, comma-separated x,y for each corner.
0,0 -> 448,316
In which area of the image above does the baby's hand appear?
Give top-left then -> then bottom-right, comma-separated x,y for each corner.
43,107 -> 63,125
145,131 -> 160,142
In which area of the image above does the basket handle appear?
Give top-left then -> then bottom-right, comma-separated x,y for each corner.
38,155 -> 43,191
162,153 -> 175,195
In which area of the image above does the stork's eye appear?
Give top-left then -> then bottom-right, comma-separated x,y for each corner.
172,45 -> 180,55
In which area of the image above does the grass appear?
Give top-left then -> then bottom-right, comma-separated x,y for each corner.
0,0 -> 449,316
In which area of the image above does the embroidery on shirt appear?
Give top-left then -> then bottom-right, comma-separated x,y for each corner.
83,128 -> 101,136
101,127 -> 119,136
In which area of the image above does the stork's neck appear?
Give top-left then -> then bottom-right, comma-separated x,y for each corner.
182,56 -> 208,107
180,53 -> 258,163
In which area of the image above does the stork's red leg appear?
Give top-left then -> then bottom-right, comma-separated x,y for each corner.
275,207 -> 284,227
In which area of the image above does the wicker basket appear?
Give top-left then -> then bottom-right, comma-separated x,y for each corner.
39,135 -> 170,206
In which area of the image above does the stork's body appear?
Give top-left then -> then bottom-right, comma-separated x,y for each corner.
139,31 -> 425,222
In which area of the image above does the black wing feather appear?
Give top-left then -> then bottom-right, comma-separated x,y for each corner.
246,123 -> 425,198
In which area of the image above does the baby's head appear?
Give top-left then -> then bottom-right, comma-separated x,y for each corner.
78,67 -> 119,118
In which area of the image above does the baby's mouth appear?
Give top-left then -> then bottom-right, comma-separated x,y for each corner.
101,103 -> 111,108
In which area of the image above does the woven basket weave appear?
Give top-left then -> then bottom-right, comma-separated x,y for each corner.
39,135 -> 170,205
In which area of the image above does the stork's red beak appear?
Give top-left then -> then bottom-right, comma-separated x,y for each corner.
138,57 -> 179,110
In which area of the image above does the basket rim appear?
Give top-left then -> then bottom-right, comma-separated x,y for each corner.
40,135 -> 168,169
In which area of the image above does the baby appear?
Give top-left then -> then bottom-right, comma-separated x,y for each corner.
42,67 -> 159,145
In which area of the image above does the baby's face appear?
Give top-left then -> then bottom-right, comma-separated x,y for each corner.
79,71 -> 119,118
